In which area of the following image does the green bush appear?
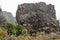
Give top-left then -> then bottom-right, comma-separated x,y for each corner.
6,23 -> 28,36
15,25 -> 24,31
6,23 -> 14,35
6,23 -> 14,30
15,25 -> 28,35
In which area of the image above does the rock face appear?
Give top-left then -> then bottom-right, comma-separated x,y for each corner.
2,11 -> 16,25
59,21 -> 60,27
0,15 -> 7,27
0,9 -> 16,25
16,2 -> 59,33
58,20 -> 60,27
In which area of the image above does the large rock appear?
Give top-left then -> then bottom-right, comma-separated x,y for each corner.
16,2 -> 59,33
58,20 -> 60,31
0,7 -> 2,12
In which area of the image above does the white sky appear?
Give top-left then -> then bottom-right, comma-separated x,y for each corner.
0,0 -> 60,20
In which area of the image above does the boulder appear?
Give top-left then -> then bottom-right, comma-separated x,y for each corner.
16,2 -> 59,33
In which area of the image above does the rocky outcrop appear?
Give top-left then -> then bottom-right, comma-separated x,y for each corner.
58,20 -> 60,27
59,21 -> 60,26
0,7 -> 2,12
16,2 -> 59,33
2,11 -> 16,25
0,8 -> 16,25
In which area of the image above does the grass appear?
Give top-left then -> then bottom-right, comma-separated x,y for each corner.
0,29 -> 60,40
0,23 -> 60,40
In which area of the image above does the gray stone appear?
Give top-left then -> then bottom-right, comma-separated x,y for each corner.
0,16 -> 7,27
16,2 -> 59,33
2,11 -> 16,25
0,9 -> 16,25
59,20 -> 60,27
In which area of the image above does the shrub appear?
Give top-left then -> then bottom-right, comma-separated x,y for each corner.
15,25 -> 24,31
6,23 -> 14,35
5,23 -> 28,36
15,25 -> 28,36
6,23 -> 14,30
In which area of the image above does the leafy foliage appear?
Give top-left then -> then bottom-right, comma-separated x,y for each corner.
15,25 -> 28,35
15,25 -> 24,31
21,29 -> 28,35
6,23 -> 28,36
6,23 -> 14,30
12,28 -> 16,36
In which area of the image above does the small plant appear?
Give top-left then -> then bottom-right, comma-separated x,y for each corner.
5,23 -> 28,36
15,25 -> 24,31
21,29 -> 28,35
6,23 -> 14,35
12,28 -> 16,36
15,24 -> 28,36
6,23 -> 14,30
